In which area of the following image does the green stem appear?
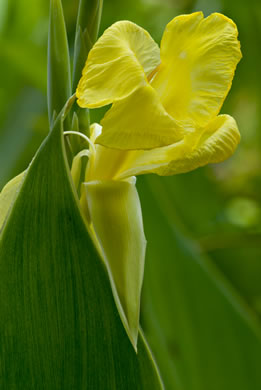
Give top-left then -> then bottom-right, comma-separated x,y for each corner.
47,0 -> 71,128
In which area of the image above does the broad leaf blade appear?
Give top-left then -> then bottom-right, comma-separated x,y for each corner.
0,117 -> 163,389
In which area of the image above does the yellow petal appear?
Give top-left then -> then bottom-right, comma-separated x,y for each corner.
90,122 -> 102,143
83,178 -> 146,350
0,171 -> 26,231
71,149 -> 90,190
77,21 -> 160,108
112,115 -> 240,178
84,123 -> 134,182
96,85 -> 185,150
151,12 -> 242,127
159,114 -> 240,175
87,144 -> 129,181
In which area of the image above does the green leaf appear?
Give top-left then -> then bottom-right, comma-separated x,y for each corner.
47,0 -> 71,126
139,175 -> 261,390
0,108 -> 163,389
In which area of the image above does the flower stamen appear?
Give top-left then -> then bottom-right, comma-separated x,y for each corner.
64,131 -> 95,154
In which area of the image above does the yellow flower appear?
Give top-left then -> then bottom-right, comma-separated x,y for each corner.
76,12 -> 242,180
74,12 -> 242,350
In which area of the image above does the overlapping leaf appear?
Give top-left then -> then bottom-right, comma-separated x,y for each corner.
0,114 -> 163,389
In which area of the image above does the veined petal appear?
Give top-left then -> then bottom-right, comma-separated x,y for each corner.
113,115 -> 240,178
158,114 -> 240,175
83,179 -> 146,350
76,21 -> 160,108
96,85 -> 185,150
151,12 -> 242,127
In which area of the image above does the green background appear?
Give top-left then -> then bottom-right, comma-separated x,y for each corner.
1,0 -> 261,388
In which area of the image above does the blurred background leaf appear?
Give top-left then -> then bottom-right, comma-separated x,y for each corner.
139,174 -> 261,390
1,0 -> 261,388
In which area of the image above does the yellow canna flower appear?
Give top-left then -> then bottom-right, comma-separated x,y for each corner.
76,12 -> 242,179
73,12 -> 242,351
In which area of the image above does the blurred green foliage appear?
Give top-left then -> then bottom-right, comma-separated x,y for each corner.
1,0 -> 261,388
